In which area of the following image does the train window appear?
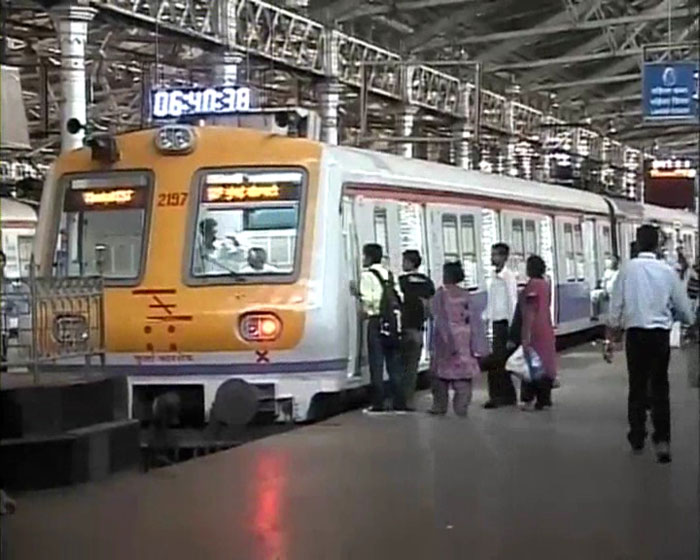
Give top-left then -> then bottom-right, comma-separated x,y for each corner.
602,226 -> 612,259
190,168 -> 305,280
524,220 -> 537,255
511,219 -> 526,279
442,214 -> 460,263
574,224 -> 585,281
564,223 -> 575,281
460,215 -> 478,287
17,235 -> 34,277
373,208 -> 390,265
60,172 -> 151,283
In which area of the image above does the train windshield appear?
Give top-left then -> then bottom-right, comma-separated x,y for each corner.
190,168 -> 305,281
57,173 -> 150,282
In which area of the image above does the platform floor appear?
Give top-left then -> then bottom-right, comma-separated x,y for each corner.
4,345 -> 698,560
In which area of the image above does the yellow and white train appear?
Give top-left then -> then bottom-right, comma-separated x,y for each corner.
34,125 -> 697,421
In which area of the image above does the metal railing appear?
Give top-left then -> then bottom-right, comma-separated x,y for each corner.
1,262 -> 105,381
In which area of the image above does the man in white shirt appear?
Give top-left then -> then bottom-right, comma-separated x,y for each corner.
483,243 -> 519,409
609,225 -> 695,464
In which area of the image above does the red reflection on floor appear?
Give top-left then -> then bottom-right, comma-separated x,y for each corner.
253,451 -> 287,557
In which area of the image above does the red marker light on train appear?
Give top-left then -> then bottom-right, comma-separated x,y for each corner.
240,313 -> 282,342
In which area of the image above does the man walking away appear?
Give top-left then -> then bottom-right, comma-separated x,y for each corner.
609,225 -> 695,463
399,250 -> 435,410
483,243 -> 519,409
360,244 -> 406,413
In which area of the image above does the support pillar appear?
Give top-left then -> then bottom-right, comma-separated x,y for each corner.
395,106 -> 418,158
452,83 -> 473,169
318,28 -> 341,145
216,51 -> 243,86
52,5 -> 96,152
318,80 -> 341,145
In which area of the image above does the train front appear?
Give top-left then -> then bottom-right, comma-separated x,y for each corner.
36,124 -> 338,423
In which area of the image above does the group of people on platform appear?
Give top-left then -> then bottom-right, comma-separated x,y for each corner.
359,241 -> 557,418
360,224 -> 698,465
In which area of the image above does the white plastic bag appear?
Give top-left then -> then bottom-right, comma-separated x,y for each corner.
670,322 -> 681,348
506,346 -> 530,381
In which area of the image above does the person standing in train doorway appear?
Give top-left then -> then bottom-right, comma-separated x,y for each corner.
360,243 -> 407,413
609,225 -> 695,463
483,243 -> 519,409
399,250 -> 435,411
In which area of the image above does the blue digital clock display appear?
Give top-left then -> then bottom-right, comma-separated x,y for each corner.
151,86 -> 252,119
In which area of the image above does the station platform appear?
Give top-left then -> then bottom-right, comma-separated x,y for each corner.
3,345 -> 698,560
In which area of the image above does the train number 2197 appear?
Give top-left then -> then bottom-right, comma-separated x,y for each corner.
158,193 -> 188,207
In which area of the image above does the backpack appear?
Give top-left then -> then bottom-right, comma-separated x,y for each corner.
369,269 -> 402,346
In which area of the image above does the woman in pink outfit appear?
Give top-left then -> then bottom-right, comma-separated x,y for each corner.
429,262 -> 484,417
520,255 -> 557,411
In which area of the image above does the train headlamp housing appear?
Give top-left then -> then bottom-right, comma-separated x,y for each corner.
239,313 -> 282,342
53,314 -> 89,345
155,125 -> 196,155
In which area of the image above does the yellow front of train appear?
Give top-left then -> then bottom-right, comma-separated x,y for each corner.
37,125 -> 322,381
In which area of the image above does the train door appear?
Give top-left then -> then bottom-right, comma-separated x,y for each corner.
341,194 -> 363,378
554,216 -> 590,331
582,218 -> 597,289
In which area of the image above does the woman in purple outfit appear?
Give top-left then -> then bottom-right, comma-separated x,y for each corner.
520,255 -> 557,411
429,262 -> 484,417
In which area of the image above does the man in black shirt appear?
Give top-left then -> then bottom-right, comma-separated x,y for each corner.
399,250 -> 435,410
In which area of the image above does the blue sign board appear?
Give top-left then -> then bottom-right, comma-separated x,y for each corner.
642,61 -> 699,122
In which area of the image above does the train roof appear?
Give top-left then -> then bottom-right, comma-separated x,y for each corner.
1,196 -> 38,223
643,203 -> 697,229
328,145 -> 611,215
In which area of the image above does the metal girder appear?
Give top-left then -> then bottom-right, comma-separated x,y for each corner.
529,73 -> 640,92
461,0 -> 604,62
518,0 -> 673,85
559,19 -> 699,101
491,48 -> 644,71
454,7 -> 695,46
404,1 -> 496,51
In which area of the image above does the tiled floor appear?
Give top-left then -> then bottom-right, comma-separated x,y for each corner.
4,346 -> 698,559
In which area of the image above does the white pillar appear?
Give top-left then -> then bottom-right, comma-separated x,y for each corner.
53,5 -> 96,153
318,80 -> 341,145
216,51 -> 243,85
453,83 -> 473,169
395,106 -> 417,158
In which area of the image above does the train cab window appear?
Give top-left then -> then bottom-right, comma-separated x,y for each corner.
190,168 -> 305,282
373,208 -> 390,266
574,224 -> 585,280
441,215 -> 460,263
460,215 -> 478,287
563,223 -> 575,281
59,173 -> 151,283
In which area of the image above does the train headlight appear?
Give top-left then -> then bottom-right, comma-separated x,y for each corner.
240,313 -> 282,342
155,125 -> 196,154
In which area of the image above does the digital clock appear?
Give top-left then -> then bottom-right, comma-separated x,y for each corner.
151,86 -> 252,119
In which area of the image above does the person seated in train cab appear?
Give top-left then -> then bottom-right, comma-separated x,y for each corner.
608,225 -> 695,464
429,262 -> 485,417
519,255 -> 557,411
239,247 -> 279,274
192,217 -> 239,275
482,243 -> 518,409
360,243 -> 406,414
398,250 -> 435,411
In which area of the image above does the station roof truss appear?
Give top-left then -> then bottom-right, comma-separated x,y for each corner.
1,0 -> 698,182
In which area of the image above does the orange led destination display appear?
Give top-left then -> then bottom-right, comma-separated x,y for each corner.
64,186 -> 148,212
206,184 -> 281,202
202,181 -> 301,203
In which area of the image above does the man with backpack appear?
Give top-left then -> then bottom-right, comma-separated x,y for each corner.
399,250 -> 435,410
360,243 -> 406,413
